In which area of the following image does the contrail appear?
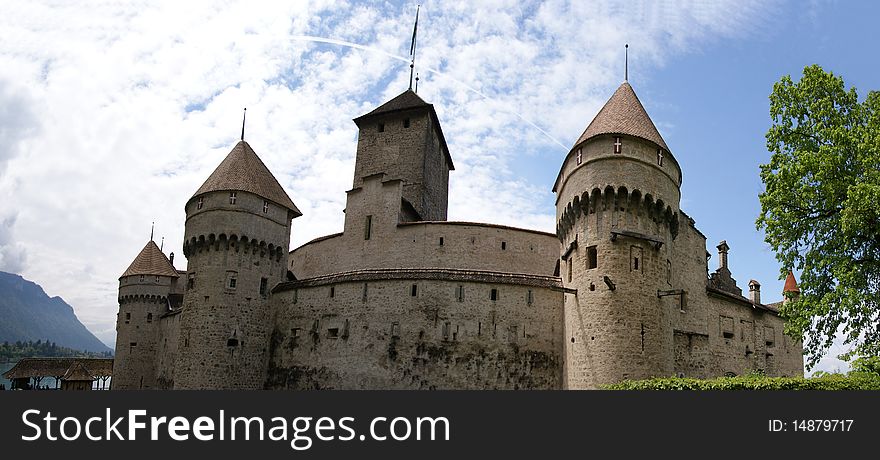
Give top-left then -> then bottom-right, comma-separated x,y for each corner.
290,35 -> 570,151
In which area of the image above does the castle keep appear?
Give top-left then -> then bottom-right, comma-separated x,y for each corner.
114,81 -> 804,390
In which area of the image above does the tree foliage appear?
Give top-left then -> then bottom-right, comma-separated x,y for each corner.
0,339 -> 112,361
757,65 -> 880,369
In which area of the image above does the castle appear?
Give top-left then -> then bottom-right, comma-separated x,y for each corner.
113,80 -> 804,390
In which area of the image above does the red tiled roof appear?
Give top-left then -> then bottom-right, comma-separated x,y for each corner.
120,240 -> 179,279
784,271 -> 800,293
574,81 -> 670,151
192,141 -> 300,215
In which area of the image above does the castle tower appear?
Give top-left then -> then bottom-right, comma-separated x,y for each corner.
174,140 -> 300,389
115,240 -> 180,389
783,271 -> 800,304
351,90 -> 454,222
554,82 -> 683,388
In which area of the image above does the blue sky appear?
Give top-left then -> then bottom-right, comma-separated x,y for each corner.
0,0 -> 875,372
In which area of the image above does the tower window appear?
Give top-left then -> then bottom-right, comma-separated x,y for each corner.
129,342 -> 137,353
657,149 -> 664,166
155,276 -> 160,283
139,275 -> 144,282
378,123 -> 385,132
456,285 -> 464,302
329,286 -> 335,298
631,246 -> 643,272
327,328 -> 339,339
362,283 -> 368,302
187,273 -> 195,289
364,215 -> 372,240
391,322 -> 400,338
125,312 -> 131,324
226,271 -> 238,290
567,259 -> 572,282
527,289 -> 534,306
666,259 -> 672,285
259,277 -> 268,296
229,192 -> 237,205
147,313 -> 152,323
586,246 -> 598,269
263,201 -> 269,213
411,284 -> 418,296
613,136 -> 622,154
501,241 -> 507,250
439,237 -> 444,246
403,118 -> 410,128
197,197 -> 203,210
227,337 -> 238,347
490,289 -> 498,301
576,148 -> 582,165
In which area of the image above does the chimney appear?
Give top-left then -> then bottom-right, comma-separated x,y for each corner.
169,252 -> 175,266
716,240 -> 730,270
748,279 -> 761,304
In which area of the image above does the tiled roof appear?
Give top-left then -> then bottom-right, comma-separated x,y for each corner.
359,89 -> 429,118
120,241 -> 179,279
784,271 -> 800,293
61,361 -> 95,381
121,241 -> 178,278
192,141 -> 301,215
2,358 -> 114,379
574,82 -> 670,151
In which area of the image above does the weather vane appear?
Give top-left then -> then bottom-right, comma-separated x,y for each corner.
625,43 -> 629,81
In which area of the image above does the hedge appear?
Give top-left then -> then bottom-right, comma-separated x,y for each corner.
602,372 -> 880,390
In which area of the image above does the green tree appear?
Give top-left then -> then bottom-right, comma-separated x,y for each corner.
757,64 -> 880,369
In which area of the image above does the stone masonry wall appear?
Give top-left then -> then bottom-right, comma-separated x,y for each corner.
267,276 -> 564,389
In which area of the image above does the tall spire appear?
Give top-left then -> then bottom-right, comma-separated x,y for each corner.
408,5 -> 420,91
624,43 -> 629,82
240,107 -> 247,141
150,222 -> 154,241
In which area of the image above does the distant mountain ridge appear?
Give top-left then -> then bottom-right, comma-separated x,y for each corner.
0,271 -> 111,353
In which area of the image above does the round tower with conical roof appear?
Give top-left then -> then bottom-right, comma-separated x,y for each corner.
554,82 -> 683,388
115,240 -> 180,389
174,140 -> 301,389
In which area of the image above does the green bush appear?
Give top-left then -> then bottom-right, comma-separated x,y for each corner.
603,371 -> 880,390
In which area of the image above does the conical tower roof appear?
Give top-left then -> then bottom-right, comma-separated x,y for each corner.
574,82 -> 669,151
120,240 -> 179,279
191,140 -> 301,216
783,271 -> 800,293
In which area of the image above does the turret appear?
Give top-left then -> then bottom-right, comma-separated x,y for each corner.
783,271 -> 800,304
555,82 -> 681,388
114,240 -> 180,389
351,90 -> 454,222
174,140 -> 300,389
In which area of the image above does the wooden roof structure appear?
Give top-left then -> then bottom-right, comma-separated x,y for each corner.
2,358 -> 113,380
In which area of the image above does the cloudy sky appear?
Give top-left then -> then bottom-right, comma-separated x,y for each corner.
0,0 -> 876,372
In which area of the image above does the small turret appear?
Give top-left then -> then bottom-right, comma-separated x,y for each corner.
783,271 -> 800,303
114,240 -> 179,389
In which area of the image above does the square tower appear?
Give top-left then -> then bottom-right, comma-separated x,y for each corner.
352,90 -> 454,221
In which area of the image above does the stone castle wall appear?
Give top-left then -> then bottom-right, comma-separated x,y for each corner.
266,273 -> 565,389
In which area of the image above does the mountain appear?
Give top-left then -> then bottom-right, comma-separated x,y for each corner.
0,271 -> 111,353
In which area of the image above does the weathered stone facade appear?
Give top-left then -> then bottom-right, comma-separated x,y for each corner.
114,84 -> 803,390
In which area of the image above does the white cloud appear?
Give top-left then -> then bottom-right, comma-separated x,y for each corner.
0,0 -> 778,348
